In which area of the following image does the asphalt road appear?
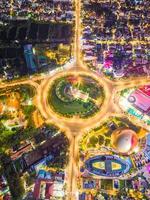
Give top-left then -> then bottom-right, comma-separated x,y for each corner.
1,0 -> 150,199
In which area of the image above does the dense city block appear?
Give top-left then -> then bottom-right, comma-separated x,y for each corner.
0,0 -> 150,200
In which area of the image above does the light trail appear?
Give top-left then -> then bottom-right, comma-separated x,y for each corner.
1,0 -> 150,199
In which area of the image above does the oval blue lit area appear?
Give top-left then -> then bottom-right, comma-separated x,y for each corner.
84,155 -> 131,177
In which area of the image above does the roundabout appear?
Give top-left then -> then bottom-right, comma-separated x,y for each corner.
0,0 -> 150,199
37,70 -> 111,129
48,74 -> 105,118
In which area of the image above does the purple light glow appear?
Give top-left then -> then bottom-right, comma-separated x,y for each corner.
146,164 -> 150,173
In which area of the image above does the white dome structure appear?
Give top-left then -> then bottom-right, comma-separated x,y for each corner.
111,128 -> 138,155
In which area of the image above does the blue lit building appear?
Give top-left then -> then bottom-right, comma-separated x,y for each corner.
24,44 -> 37,72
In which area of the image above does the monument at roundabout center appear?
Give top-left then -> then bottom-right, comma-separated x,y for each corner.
48,73 -> 105,118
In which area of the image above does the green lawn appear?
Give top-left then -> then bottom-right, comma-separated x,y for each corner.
48,81 -> 98,117
79,82 -> 102,99
101,179 -> 113,190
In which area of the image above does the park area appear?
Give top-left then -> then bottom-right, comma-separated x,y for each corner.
48,74 -> 105,118
78,117 -> 150,198
79,117 -> 141,153
0,84 -> 44,153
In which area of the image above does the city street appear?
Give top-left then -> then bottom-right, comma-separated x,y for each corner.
0,0 -> 150,199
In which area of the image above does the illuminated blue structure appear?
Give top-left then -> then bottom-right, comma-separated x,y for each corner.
85,155 -> 131,177
134,0 -> 143,4
24,44 -> 37,72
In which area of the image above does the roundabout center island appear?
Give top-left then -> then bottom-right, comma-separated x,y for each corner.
47,73 -> 105,119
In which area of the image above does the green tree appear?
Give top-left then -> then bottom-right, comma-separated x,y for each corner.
98,135 -> 104,146
0,154 -> 25,200
89,136 -> 98,147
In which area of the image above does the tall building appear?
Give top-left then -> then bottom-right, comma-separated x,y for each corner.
24,44 -> 37,72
